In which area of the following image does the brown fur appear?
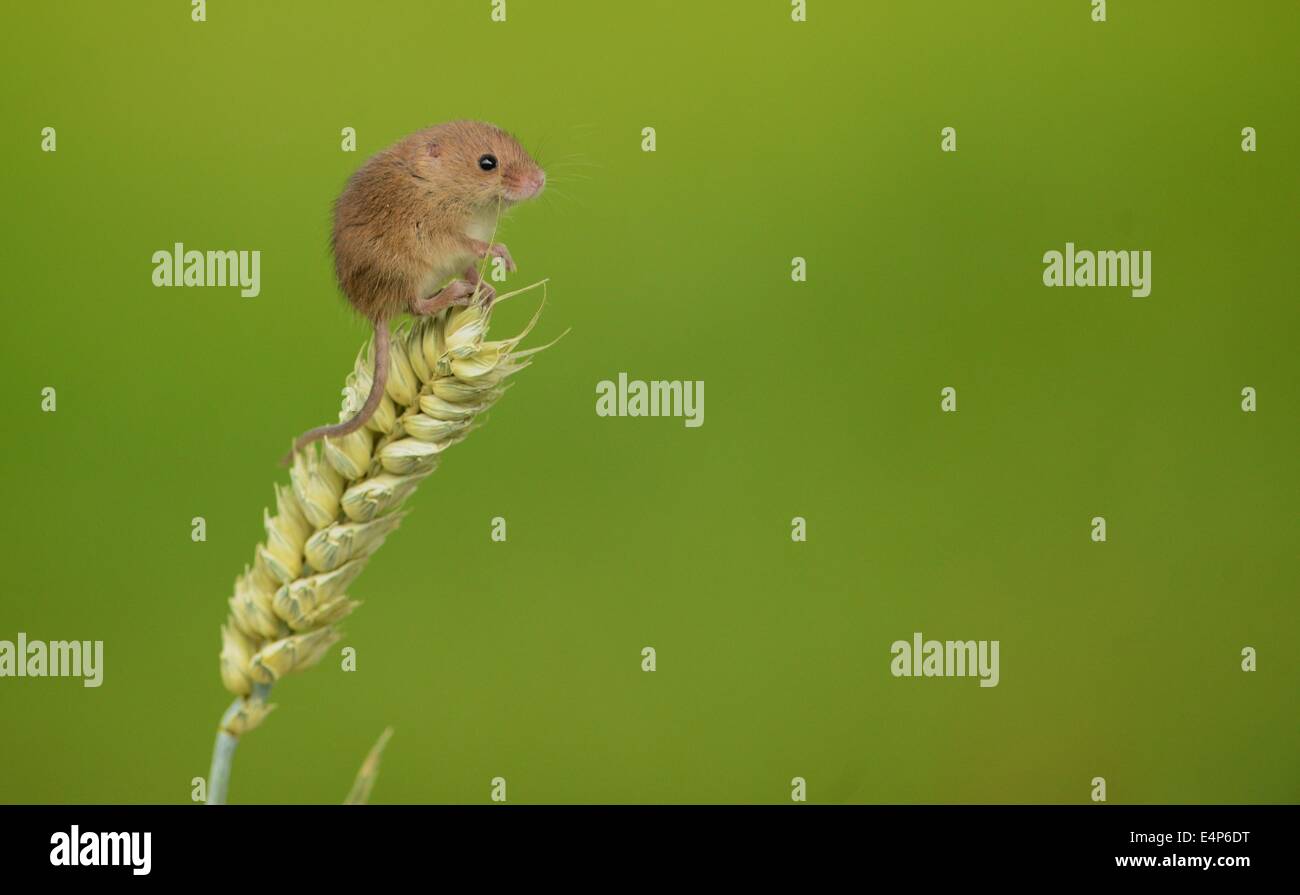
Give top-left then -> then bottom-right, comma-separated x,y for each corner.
284,120 -> 545,464
332,120 -> 544,322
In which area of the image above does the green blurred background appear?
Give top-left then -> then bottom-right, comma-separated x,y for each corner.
2,0 -> 1296,804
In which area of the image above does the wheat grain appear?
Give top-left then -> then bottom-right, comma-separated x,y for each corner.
208,282 -> 556,802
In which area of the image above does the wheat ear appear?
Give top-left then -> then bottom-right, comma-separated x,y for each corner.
208,281 -> 556,805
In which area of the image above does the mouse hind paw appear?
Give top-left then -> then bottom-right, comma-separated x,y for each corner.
410,278 -> 483,316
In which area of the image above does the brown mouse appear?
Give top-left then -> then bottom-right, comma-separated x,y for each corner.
285,120 -> 546,463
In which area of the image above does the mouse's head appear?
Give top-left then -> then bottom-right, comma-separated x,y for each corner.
415,120 -> 546,210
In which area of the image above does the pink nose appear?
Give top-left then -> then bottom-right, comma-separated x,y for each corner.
531,171 -> 546,196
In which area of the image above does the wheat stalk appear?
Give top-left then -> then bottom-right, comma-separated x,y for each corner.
345,726 -> 395,805
207,281 -> 556,804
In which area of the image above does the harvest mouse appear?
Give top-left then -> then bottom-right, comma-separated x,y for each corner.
285,120 -> 546,462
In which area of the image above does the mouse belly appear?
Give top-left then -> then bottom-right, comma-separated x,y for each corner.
415,251 -> 476,300
465,213 -> 496,244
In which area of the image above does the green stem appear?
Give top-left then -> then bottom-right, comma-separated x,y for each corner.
207,683 -> 272,805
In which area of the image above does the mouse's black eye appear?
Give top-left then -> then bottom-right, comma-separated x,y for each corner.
478,154 -> 498,172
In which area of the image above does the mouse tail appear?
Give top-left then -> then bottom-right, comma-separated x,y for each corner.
280,320 -> 391,467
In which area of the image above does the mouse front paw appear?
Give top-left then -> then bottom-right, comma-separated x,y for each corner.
488,242 -> 516,273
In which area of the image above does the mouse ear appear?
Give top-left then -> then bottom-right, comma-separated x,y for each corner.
426,140 -> 441,159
